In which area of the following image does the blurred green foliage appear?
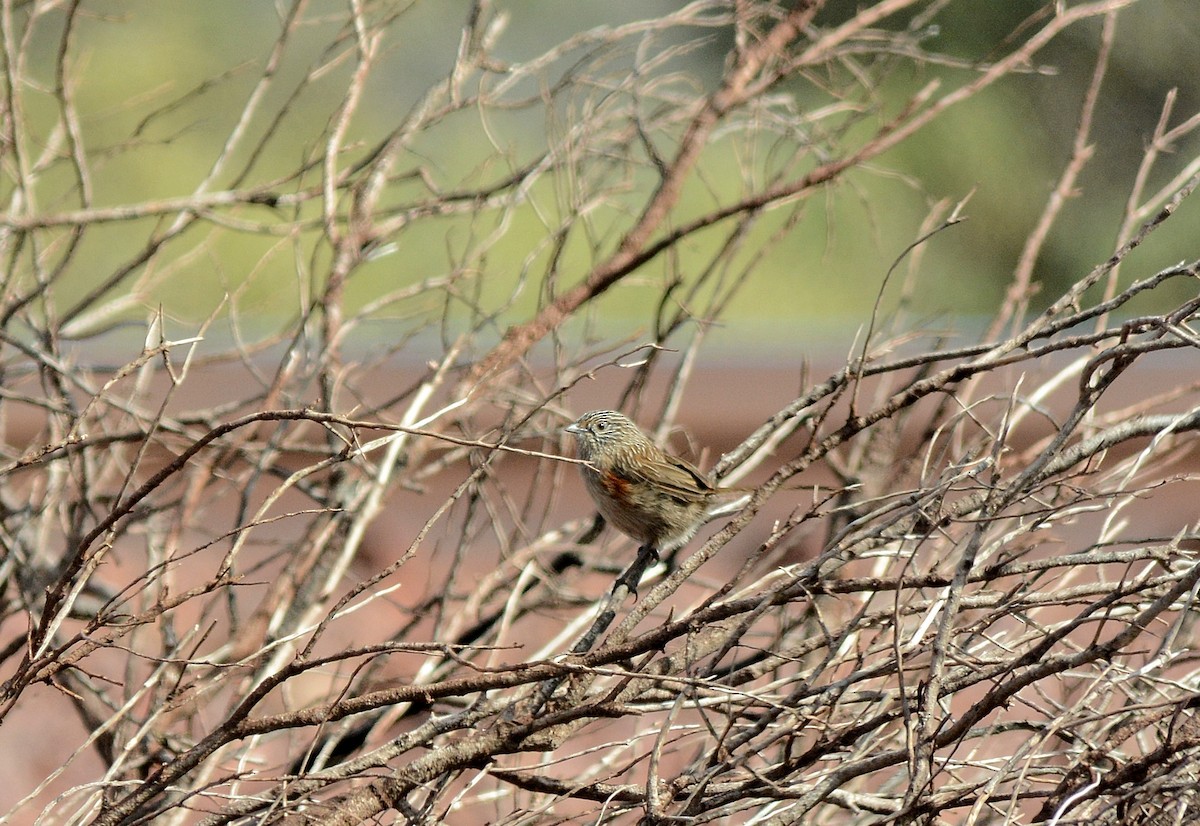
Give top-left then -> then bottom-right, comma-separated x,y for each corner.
6,0 -> 1198,353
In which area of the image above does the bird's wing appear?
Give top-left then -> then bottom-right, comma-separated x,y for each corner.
626,452 -> 715,502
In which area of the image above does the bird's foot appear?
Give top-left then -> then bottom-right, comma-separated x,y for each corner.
612,544 -> 659,599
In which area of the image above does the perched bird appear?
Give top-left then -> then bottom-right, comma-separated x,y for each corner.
565,409 -> 725,558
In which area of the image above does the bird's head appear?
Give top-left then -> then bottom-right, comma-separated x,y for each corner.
564,409 -> 647,461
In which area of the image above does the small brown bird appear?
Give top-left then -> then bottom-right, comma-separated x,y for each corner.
565,409 -> 724,557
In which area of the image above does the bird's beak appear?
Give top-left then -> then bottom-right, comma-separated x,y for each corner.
564,422 -> 581,434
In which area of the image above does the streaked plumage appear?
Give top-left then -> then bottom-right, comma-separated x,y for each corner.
565,410 -> 719,552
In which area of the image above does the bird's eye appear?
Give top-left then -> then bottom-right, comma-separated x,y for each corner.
594,420 -> 607,431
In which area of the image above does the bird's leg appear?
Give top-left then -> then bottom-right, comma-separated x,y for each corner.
613,544 -> 659,598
